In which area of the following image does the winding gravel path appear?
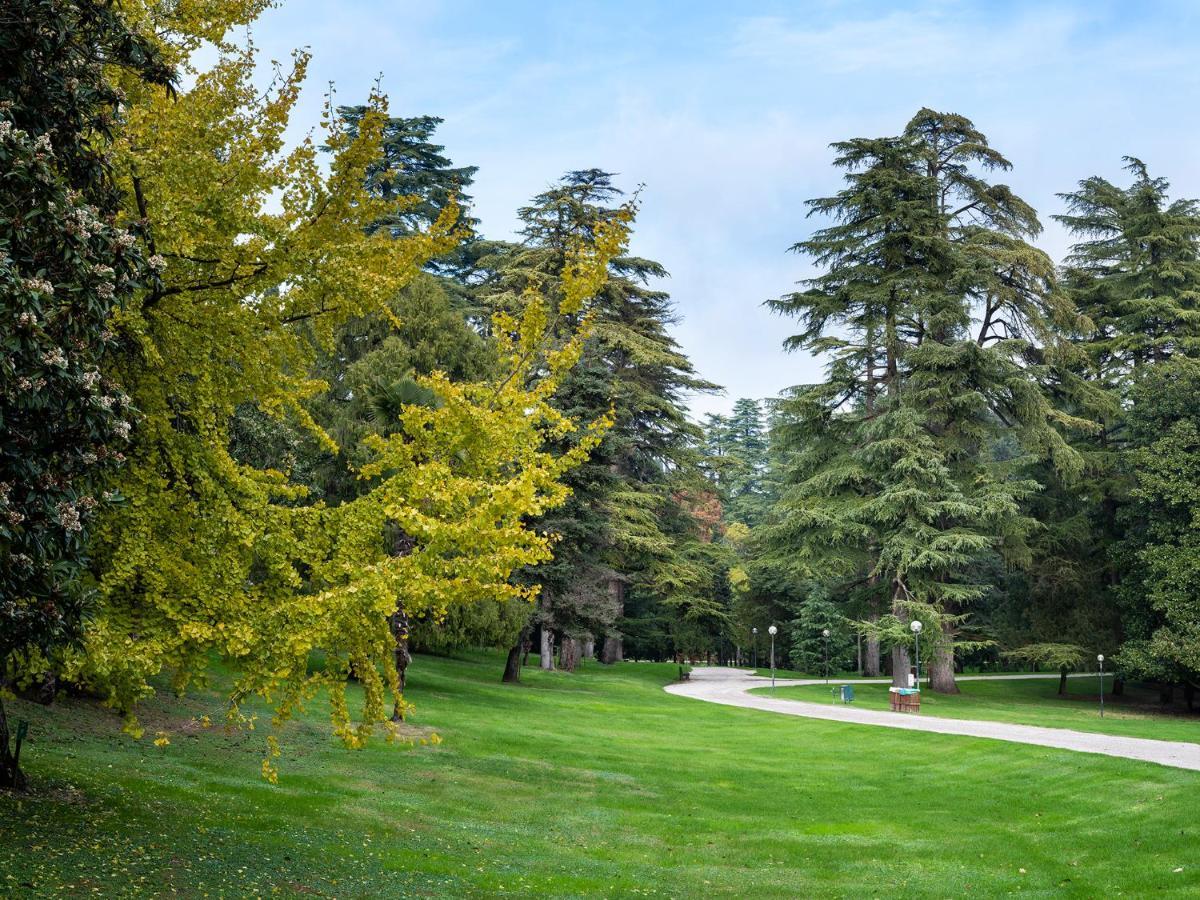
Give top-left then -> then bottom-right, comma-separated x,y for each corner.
664,666 -> 1200,772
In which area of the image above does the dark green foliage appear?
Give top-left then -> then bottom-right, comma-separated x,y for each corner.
1054,160 -> 1200,692
758,110 -> 1081,688
1056,158 -> 1200,381
0,0 -> 172,667
1113,360 -> 1200,687
787,584 -> 856,675
703,398 -> 770,527
486,170 -> 720,662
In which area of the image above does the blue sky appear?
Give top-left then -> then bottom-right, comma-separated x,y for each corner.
246,0 -> 1200,418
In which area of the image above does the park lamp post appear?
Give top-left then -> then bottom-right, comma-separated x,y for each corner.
822,628 -> 831,684
910,620 -> 923,689
768,625 -> 778,693
1098,654 -> 1105,718
752,627 -> 758,670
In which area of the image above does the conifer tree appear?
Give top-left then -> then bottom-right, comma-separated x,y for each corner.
1056,160 -> 1200,691
488,170 -> 717,676
764,112 -> 1081,691
718,399 -> 770,527
1056,159 -> 1200,382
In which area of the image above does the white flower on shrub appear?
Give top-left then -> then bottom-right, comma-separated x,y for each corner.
56,501 -> 82,532
23,277 -> 54,295
41,346 -> 67,368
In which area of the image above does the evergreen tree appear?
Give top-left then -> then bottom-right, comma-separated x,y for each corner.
763,111 -> 1080,692
0,0 -> 173,787
487,170 -> 717,674
787,584 -> 856,677
1056,158 -> 1200,383
1055,159 -> 1200,694
1115,360 -> 1200,697
720,399 -> 770,527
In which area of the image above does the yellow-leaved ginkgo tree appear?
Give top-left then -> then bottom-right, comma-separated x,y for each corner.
41,0 -> 631,775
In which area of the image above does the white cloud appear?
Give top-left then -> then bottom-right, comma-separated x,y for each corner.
730,7 -> 1087,76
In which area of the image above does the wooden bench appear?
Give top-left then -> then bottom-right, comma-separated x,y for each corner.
678,666 -> 691,682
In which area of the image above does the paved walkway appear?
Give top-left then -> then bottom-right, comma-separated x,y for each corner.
664,667 -> 1200,772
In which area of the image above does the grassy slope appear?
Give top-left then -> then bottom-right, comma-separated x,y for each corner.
758,676 -> 1200,743
0,652 -> 1196,897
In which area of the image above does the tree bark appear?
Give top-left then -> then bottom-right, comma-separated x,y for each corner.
502,624 -> 532,683
599,578 -> 624,664
540,627 -> 555,670
0,694 -> 27,790
864,628 -> 881,677
582,637 -> 595,660
1058,667 -> 1069,696
389,604 -> 412,721
928,645 -> 958,694
891,645 -> 911,689
559,636 -> 581,672
600,635 -> 623,664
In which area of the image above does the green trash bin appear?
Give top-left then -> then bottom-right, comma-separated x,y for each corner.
840,684 -> 855,703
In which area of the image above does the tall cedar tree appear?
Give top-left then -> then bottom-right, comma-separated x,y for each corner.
764,110 -> 1082,691
487,170 -> 717,677
703,399 -> 770,527
1056,159 -> 1200,692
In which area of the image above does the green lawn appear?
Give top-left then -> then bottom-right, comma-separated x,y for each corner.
756,675 -> 1200,744
1,652 -> 1197,897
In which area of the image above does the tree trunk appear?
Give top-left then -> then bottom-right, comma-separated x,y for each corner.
599,578 -> 624,664
1058,667 -> 1069,696
386,528 -> 416,721
0,693 -> 27,790
559,636 -> 581,672
389,604 -> 412,721
864,625 -> 881,677
928,645 -> 958,694
582,637 -> 595,660
891,645 -> 911,689
502,624 -> 532,683
540,627 -> 555,670
502,643 -> 523,684
601,635 -> 623,664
